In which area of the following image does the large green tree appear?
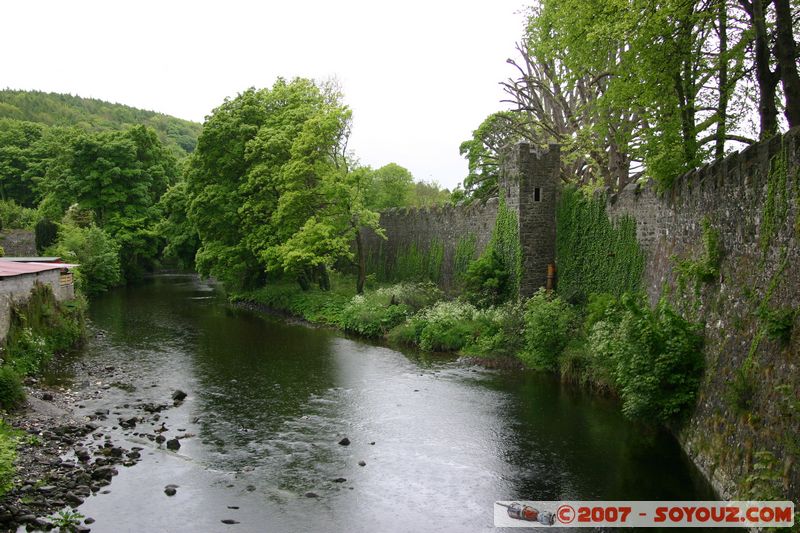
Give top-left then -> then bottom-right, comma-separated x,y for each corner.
186,78 -> 383,292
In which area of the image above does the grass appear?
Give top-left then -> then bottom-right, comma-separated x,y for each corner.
0,420 -> 21,496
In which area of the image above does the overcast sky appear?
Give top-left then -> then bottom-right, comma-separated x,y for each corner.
2,0 -> 527,189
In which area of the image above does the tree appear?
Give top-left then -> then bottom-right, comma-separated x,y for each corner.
488,0 -> 763,194
365,163 -> 414,209
459,111 -> 524,202
186,78 -> 383,293
0,119 -> 44,206
157,180 -> 199,270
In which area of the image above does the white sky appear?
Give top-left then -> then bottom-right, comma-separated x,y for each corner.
1,0 -> 527,189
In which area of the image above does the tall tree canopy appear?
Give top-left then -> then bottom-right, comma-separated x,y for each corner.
186,78 -> 382,292
462,0 -> 799,198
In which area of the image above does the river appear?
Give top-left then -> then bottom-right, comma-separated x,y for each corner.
45,274 -> 715,532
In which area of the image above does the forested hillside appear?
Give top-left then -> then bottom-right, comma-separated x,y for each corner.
0,90 -> 201,156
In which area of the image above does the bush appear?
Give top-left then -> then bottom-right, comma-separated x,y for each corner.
3,283 -> 85,375
462,248 -> 512,308
588,294 -> 705,422
759,306 -> 796,345
35,219 -> 59,253
0,366 -> 25,410
462,302 -> 526,357
521,289 -> 577,370
48,224 -> 122,294
338,282 -> 443,338
339,294 -> 410,338
0,420 -> 19,496
388,300 -> 478,352
0,200 -> 37,230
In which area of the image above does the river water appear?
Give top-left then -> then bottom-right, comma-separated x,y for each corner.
47,275 -> 715,532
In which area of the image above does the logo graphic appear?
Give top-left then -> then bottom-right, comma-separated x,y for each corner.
495,502 -> 555,525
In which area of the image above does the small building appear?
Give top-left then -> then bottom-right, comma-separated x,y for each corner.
0,258 -> 78,343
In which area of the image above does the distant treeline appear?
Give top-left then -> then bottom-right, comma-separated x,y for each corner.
0,89 -> 202,156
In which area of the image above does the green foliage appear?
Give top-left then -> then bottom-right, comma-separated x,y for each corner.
490,199 -> 522,296
675,217 -> 722,290
339,293 -> 410,338
156,181 -> 199,269
238,274 -> 355,325
413,301 -> 479,352
0,421 -> 20,496
365,163 -> 414,209
453,234 -> 477,281
0,89 -> 201,157
760,142 -> 790,255
187,79 -> 381,293
0,199 -> 38,230
458,111 -> 524,202
49,509 -> 85,532
2,283 -> 85,376
35,219 -> 59,252
726,359 -> 756,415
556,187 -> 645,301
520,289 -> 576,370
461,302 -> 526,357
49,224 -> 122,294
588,294 -> 705,422
407,180 -> 451,208
462,248 -> 511,308
740,451 -> 785,501
0,367 -> 25,410
758,306 -> 797,345
0,118 -> 45,206
393,240 -> 444,283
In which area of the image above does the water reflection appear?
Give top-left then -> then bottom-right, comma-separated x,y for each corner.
45,275 -> 716,532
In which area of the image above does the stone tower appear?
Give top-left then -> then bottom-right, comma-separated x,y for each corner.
500,142 -> 560,298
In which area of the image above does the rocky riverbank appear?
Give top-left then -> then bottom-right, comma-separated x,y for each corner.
0,366 -> 190,532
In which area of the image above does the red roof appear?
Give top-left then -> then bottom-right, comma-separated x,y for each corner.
0,262 -> 77,278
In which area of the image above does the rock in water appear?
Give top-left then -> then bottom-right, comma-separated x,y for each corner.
304,492 -> 319,498
166,438 -> 181,450
172,390 -> 187,402
221,519 -> 240,524
358,460 -> 366,467
338,437 -> 350,446
164,485 -> 177,496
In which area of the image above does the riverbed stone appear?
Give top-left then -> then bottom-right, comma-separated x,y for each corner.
338,437 -> 350,446
166,438 -> 181,450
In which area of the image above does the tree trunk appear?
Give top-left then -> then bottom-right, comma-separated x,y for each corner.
355,228 -> 365,295
317,264 -> 330,291
716,0 -> 730,159
748,0 -> 780,138
774,0 -> 800,128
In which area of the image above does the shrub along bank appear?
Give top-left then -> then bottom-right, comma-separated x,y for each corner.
238,186 -> 706,427
0,283 -> 86,496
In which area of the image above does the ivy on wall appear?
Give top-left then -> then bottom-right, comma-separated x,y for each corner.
453,234 -> 478,282
366,238 -> 445,283
490,198 -> 521,296
555,186 -> 645,301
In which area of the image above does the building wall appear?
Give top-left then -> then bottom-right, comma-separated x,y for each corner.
362,142 -> 560,292
361,200 -> 499,289
0,230 -> 36,256
606,127 -> 800,500
0,270 -> 74,343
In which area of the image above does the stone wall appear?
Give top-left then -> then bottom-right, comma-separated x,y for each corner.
0,270 -> 74,343
606,127 -> 800,500
363,142 -> 560,292
0,230 -> 36,256
502,143 -> 559,297
362,200 -> 499,289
